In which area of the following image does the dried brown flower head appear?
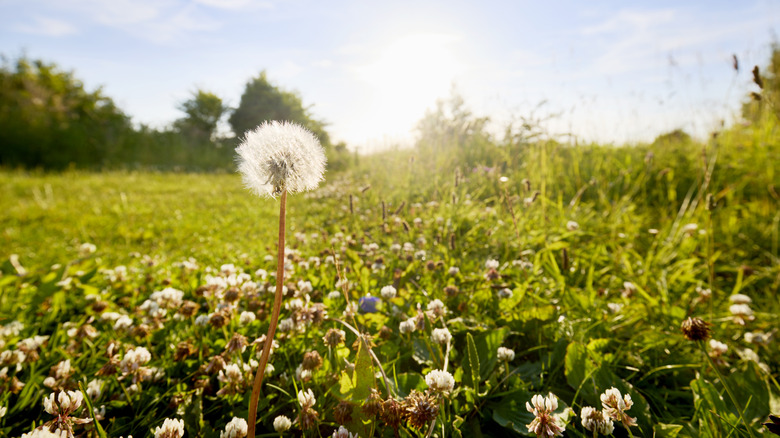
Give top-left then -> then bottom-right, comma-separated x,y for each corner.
333,400 -> 354,425
402,390 -> 439,429
225,333 -> 248,355
323,328 -> 346,348
381,397 -> 404,431
178,300 -> 199,317
681,317 -> 711,341
302,351 -> 323,371
362,388 -> 384,418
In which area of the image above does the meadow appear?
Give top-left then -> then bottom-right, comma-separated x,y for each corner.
1,118 -> 779,437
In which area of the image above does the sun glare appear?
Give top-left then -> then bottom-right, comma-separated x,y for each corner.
354,33 -> 463,143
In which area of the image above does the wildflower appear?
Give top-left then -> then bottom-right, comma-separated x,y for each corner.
729,304 -> 754,325
381,285 -> 397,300
362,388 -> 384,417
600,387 -> 637,429
332,425 -> 357,438
236,121 -> 326,197
580,406 -> 614,435
425,369 -> 455,394
217,363 -> 244,396
381,397 -> 405,431
681,317 -> 711,341
729,293 -> 752,304
359,295 -> 381,313
526,393 -> 564,437
225,333 -> 248,355
302,351 -> 323,370
78,243 -> 97,256
120,347 -> 152,382
220,417 -> 248,438
153,418 -> 184,438
239,311 -> 256,326
273,415 -> 292,432
298,388 -> 316,409
399,319 -> 416,334
485,259 -> 500,270
402,390 -> 439,429
86,379 -> 103,400
498,288 -> 513,299
497,346 -> 515,362
431,328 -> 452,345
682,223 -> 698,235
745,331 -> 772,346
448,266 -> 460,275
427,299 -> 446,318
566,221 -> 579,231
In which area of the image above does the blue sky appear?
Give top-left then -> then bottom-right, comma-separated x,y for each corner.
1,0 -> 778,151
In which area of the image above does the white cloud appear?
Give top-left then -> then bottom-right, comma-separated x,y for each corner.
193,0 -> 275,10
15,16 -> 78,36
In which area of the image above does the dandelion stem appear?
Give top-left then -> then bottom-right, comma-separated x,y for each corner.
248,189 -> 287,438
699,341 -> 758,438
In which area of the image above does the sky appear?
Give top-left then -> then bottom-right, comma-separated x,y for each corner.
1,0 -> 778,152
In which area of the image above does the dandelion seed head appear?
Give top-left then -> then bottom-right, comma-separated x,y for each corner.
236,121 -> 326,198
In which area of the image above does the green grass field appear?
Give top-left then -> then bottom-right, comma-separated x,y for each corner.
1,133 -> 779,437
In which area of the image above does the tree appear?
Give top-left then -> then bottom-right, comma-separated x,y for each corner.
0,56 -> 130,169
174,89 -> 227,143
228,71 -> 332,149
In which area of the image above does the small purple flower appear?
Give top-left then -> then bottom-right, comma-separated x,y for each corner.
359,295 -> 381,313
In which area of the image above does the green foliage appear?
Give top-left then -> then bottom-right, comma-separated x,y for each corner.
0,56 -> 130,169
175,89 -> 228,143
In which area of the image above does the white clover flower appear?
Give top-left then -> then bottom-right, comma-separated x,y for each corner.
380,285 -> 397,300
273,415 -> 292,432
432,328 -> 452,345
114,315 -> 133,331
236,121 -> 326,197
729,294 -> 752,304
427,299 -> 446,318
566,221 -> 579,231
497,346 -> 515,362
153,418 -> 184,438
220,417 -> 248,438
425,369 -> 455,393
498,288 -> 513,299
682,223 -> 698,234
87,378 -> 103,400
79,243 -> 97,255
298,388 -> 316,409
239,311 -> 256,326
526,393 -> 564,437
709,339 -> 728,357
580,406 -> 614,435
399,318 -> 416,334
600,387 -> 637,428
485,259 -> 500,270
21,429 -> 67,438
332,425 -> 357,438
448,266 -> 460,275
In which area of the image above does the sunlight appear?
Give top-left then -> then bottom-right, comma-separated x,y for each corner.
354,33 -> 464,142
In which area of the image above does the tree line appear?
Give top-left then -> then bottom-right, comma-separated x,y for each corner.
0,56 -> 351,171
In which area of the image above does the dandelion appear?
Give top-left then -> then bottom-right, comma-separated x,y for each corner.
526,392 -> 564,437
425,369 -> 455,394
273,415 -> 292,432
237,121 -> 326,438
153,418 -> 185,438
600,387 -> 637,429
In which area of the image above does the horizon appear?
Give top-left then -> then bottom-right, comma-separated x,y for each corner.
1,0 -> 778,152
